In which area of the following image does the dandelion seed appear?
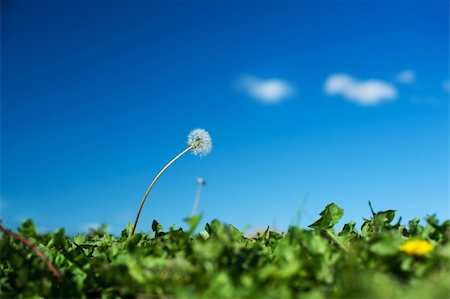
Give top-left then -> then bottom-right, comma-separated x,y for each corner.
399,239 -> 434,256
131,128 -> 212,234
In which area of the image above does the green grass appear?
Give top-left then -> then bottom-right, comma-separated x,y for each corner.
1,203 -> 449,298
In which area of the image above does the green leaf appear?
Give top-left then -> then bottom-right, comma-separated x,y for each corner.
308,203 -> 344,230
369,232 -> 403,256
373,210 -> 396,227
408,218 -> 421,236
18,219 -> 37,238
121,222 -> 134,238
151,220 -> 164,234
199,230 -> 209,240
51,228 -> 66,250
302,233 -> 329,255
339,221 -> 359,242
361,220 -> 373,239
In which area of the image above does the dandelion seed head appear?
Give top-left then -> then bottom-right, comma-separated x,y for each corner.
187,128 -> 212,156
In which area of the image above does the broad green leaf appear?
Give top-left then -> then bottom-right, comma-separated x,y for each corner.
373,210 -> 396,227
369,232 -> 403,256
308,203 -> 344,230
302,233 -> 328,255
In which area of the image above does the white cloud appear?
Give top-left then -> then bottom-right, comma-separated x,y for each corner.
238,75 -> 294,103
395,70 -> 416,84
443,80 -> 450,93
324,74 -> 397,106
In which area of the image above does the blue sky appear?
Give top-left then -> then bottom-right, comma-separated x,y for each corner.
1,0 -> 448,234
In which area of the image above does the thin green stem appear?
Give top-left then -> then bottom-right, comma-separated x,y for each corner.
131,144 -> 195,235
323,229 -> 349,252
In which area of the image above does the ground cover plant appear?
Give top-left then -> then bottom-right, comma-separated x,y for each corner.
1,203 -> 449,299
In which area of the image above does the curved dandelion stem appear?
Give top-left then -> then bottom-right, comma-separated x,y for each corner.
132,143 -> 195,235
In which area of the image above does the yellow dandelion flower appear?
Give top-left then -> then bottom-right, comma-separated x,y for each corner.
399,239 -> 434,256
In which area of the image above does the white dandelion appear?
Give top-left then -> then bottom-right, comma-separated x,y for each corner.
132,128 -> 212,234
187,128 -> 212,156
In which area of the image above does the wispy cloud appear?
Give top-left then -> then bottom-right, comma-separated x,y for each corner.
395,70 -> 416,84
238,75 -> 295,103
324,74 -> 397,106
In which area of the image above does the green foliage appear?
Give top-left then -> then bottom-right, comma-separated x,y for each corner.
1,204 -> 449,298
308,203 -> 344,231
